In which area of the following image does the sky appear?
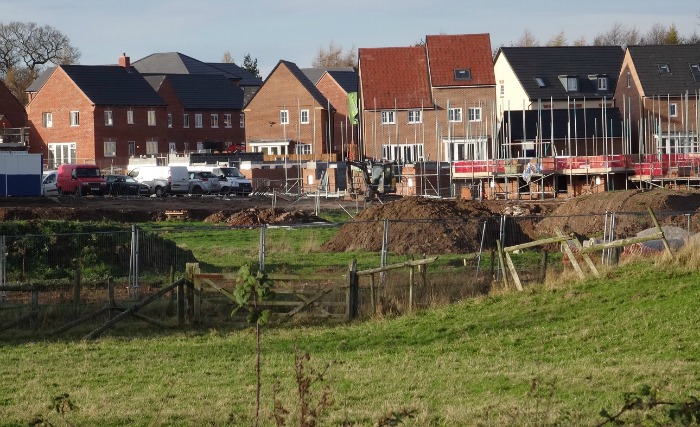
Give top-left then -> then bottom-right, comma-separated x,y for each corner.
4,0 -> 700,79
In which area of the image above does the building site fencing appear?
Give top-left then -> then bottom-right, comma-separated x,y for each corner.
1,209 -> 698,336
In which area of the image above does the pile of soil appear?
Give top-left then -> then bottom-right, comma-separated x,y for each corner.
204,207 -> 325,226
534,188 -> 700,238
321,198 -> 501,254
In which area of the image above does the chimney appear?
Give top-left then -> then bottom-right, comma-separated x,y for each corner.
119,53 -> 130,68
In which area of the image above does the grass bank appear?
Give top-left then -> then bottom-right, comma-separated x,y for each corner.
1,258 -> 699,426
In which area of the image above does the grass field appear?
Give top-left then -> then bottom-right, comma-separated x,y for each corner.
2,246 -> 699,426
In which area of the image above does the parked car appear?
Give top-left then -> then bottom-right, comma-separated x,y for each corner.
196,166 -> 252,196
105,175 -> 150,196
128,165 -> 190,197
42,170 -> 58,196
56,164 -> 105,196
188,171 -> 222,194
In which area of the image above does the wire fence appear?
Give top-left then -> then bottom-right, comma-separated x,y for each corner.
2,208 -> 699,335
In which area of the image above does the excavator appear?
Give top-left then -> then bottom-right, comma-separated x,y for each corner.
345,160 -> 398,201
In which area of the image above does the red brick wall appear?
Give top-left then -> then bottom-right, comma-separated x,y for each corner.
316,74 -> 358,157
245,63 -> 331,155
0,80 -> 26,127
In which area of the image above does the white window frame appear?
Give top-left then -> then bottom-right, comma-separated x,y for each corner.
239,113 -> 245,128
448,108 -> 462,123
104,140 -> 116,157
408,110 -> 422,124
48,142 -> 77,168
183,114 -> 190,128
381,111 -> 395,124
147,110 -> 156,126
104,110 -> 113,126
597,77 -> 608,91
195,113 -> 203,128
69,111 -> 80,127
211,114 -> 219,128
300,109 -> 310,124
500,84 -> 505,97
566,77 -> 578,92
381,143 -> 424,163
169,142 -> 177,153
295,143 -> 312,155
167,113 -> 173,128
669,103 -> 678,117
42,112 -> 53,128
128,141 -> 135,157
443,137 -> 488,162
468,107 -> 482,122
224,113 -> 232,128
146,139 -> 158,155
127,110 -> 134,124
280,109 -> 289,125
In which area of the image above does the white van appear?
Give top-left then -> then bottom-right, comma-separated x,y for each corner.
195,165 -> 252,196
128,165 -> 190,196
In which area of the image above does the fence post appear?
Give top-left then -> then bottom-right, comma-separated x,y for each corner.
380,219 -> 389,286
177,279 -> 185,327
73,263 -> 81,317
30,290 -> 39,332
259,225 -> 266,272
369,273 -> 375,315
538,250 -> 548,284
408,255 -> 415,313
107,277 -> 115,320
0,235 -> 5,304
347,259 -> 358,321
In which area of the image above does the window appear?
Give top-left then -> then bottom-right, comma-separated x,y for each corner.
566,77 -> 578,92
658,63 -> 671,74
104,140 -> 116,157
169,142 -> 177,153
381,144 -> 424,163
500,84 -> 505,97
104,110 -> 113,126
224,113 -> 232,128
167,113 -> 173,128
597,77 -> 608,91
128,141 -> 135,157
240,113 -> 245,128
443,137 -> 488,161
146,139 -> 158,155
670,103 -> 678,117
690,63 -> 700,82
535,77 -> 546,88
468,107 -> 482,122
454,68 -> 472,80
47,142 -> 76,169
295,144 -> 312,155
408,110 -> 422,124
147,110 -> 156,126
211,114 -> 219,128
627,72 -> 631,88
195,113 -> 203,128
127,110 -> 134,124
300,109 -> 309,124
280,110 -> 289,125
381,111 -> 395,124
42,112 -> 53,128
448,108 -> 462,122
183,114 -> 190,128
69,111 -> 80,126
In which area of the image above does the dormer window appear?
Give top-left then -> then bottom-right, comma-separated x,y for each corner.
658,64 -> 671,74
535,77 -> 546,88
454,68 -> 472,80
690,63 -> 700,82
559,75 -> 578,92
597,76 -> 608,91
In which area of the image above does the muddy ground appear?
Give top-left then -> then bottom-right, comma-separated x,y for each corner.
2,189 -> 700,254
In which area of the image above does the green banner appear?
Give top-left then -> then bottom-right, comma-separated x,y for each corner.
347,92 -> 359,125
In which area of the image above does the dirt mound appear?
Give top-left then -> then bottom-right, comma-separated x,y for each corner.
322,198 -> 503,254
205,207 -> 325,226
535,189 -> 700,238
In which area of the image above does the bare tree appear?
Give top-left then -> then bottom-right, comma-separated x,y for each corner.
221,50 -> 234,64
0,21 -> 80,103
573,35 -> 587,46
593,22 -> 640,47
312,41 -> 357,68
546,31 -> 567,46
642,22 -> 670,44
514,29 -> 539,47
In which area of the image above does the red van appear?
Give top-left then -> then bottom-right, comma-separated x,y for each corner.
56,164 -> 106,196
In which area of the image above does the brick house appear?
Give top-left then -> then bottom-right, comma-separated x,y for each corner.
315,69 -> 358,160
244,60 -> 335,160
26,57 -> 168,170
614,44 -> 700,156
358,33 -> 496,163
144,73 -> 246,155
0,79 -> 28,150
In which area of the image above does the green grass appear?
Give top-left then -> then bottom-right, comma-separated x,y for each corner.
1,258 -> 699,426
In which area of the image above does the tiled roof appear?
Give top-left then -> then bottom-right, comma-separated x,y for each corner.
60,65 -> 166,106
426,33 -> 495,87
501,107 -> 623,140
498,46 -> 624,100
271,60 -> 334,110
627,44 -> 700,96
206,62 -> 263,86
302,67 -> 355,84
359,46 -> 431,110
326,70 -> 358,93
163,74 -> 244,110
26,66 -> 56,92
